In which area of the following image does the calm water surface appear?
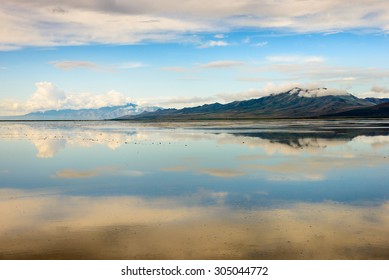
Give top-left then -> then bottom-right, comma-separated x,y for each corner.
0,120 -> 388,259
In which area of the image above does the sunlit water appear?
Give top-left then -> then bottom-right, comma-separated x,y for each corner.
0,120 -> 389,259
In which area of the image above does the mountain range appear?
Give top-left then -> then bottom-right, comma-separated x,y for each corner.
1,103 -> 159,120
118,87 -> 389,120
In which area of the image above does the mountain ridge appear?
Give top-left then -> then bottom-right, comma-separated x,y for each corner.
117,87 -> 376,120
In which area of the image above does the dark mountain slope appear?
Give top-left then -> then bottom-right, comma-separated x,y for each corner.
118,88 -> 374,120
326,102 -> 389,118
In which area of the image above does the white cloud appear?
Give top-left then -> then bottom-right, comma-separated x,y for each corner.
198,40 -> 229,48
0,1 -> 211,50
50,60 -> 98,70
137,95 -> 217,109
357,85 -> 389,98
266,55 -> 325,63
254,57 -> 389,92
26,82 -> 67,110
252,41 -> 268,47
295,88 -> 349,97
215,82 -> 302,102
0,82 -> 133,115
200,60 -> 244,68
3,1 -> 389,49
371,85 -> 389,93
50,60 -> 145,71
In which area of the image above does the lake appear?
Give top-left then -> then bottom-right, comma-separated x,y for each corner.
0,120 -> 388,259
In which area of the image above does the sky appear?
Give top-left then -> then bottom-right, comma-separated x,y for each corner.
1,0 -> 389,115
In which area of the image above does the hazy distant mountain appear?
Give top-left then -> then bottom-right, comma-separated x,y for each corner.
117,88 -> 374,120
1,103 -> 159,120
326,102 -> 389,118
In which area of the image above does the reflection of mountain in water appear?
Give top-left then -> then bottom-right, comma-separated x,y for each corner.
1,120 -> 389,158
233,128 -> 389,149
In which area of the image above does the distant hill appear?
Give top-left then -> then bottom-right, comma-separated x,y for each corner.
117,87 -> 374,120
1,103 -> 159,120
326,102 -> 389,118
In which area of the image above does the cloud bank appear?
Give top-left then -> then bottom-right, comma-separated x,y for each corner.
0,82 -> 133,115
2,0 -> 389,49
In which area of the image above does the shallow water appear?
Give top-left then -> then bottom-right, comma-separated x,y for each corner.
0,120 -> 389,259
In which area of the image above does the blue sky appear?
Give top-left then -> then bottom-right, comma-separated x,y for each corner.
1,0 -> 389,115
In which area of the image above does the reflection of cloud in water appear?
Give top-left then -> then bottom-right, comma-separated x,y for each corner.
162,165 -> 246,178
0,189 -> 388,259
1,122 -> 388,158
353,135 -> 389,149
163,148 -> 387,182
199,168 -> 245,178
267,173 -> 325,182
33,139 -> 66,158
55,168 -> 101,178
0,123 -> 141,158
248,153 -> 387,181
161,166 -> 189,172
54,166 -> 144,179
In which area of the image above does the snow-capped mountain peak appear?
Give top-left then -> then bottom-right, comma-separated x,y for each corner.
286,87 -> 350,98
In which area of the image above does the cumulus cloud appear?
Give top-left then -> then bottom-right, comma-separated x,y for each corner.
26,82 -> 67,110
0,82 -> 133,115
200,60 -> 244,68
